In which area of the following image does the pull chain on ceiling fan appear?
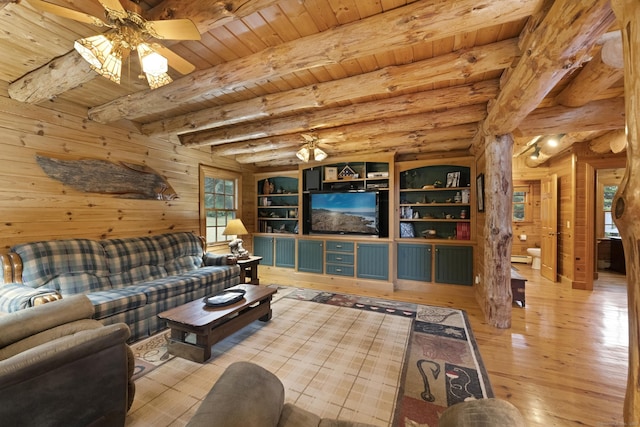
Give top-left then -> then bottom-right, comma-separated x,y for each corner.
27,0 -> 200,89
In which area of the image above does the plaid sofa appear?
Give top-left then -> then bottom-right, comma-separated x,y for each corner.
0,232 -> 240,342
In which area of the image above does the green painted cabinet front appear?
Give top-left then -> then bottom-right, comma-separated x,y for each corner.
253,236 -> 274,266
298,240 -> 323,274
356,243 -> 389,281
434,245 -> 473,285
275,237 -> 296,268
397,243 -> 432,282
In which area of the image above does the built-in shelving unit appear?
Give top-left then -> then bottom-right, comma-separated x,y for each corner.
397,160 -> 474,241
256,172 -> 299,234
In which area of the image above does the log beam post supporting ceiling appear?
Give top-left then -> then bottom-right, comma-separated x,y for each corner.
610,0 -> 640,423
482,134 -> 514,329
475,0 -> 616,329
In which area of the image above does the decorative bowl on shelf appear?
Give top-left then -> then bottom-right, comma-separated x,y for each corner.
422,229 -> 437,237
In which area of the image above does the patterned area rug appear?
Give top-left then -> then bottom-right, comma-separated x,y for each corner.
130,286 -> 492,426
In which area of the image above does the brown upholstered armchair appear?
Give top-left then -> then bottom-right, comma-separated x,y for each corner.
0,294 -> 135,426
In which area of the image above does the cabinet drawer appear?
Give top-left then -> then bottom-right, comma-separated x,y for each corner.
326,264 -> 354,276
326,252 -> 354,265
325,241 -> 354,253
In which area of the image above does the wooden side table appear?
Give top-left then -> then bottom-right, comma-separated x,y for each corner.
237,256 -> 263,285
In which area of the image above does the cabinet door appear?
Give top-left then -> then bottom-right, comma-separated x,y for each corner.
397,243 -> 432,282
434,245 -> 473,285
357,243 -> 389,281
253,236 -> 274,266
275,237 -> 296,268
298,240 -> 323,273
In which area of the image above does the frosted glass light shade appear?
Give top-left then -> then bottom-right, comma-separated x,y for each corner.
313,147 -> 328,161
138,43 -> 168,75
296,147 -> 310,162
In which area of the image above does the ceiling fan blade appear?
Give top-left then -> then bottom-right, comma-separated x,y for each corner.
97,0 -> 127,19
145,19 -> 201,40
152,45 -> 196,75
26,0 -> 107,26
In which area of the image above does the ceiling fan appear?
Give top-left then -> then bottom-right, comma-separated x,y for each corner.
297,134 -> 328,162
27,0 -> 201,89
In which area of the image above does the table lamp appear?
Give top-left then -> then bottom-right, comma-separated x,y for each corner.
223,219 -> 250,259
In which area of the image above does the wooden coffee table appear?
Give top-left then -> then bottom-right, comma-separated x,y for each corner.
157,284 -> 277,362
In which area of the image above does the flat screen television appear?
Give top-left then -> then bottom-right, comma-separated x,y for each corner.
309,190 -> 380,236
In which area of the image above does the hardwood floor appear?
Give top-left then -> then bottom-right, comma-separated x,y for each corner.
261,264 -> 629,426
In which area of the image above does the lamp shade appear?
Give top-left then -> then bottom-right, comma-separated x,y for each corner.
222,219 -> 248,236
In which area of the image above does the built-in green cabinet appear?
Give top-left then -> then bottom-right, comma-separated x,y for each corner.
356,243 -> 389,281
397,243 -> 432,282
298,239 -> 323,274
253,235 -> 274,266
275,237 -> 296,268
434,245 -> 473,286
253,236 -> 295,268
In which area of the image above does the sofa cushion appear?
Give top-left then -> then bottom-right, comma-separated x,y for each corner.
52,273 -> 112,295
131,274 -> 203,304
11,239 -> 109,290
157,232 -> 204,275
101,236 -> 166,286
87,288 -> 147,320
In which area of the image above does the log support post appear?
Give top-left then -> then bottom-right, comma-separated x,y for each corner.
482,134 -> 514,328
610,0 -> 640,423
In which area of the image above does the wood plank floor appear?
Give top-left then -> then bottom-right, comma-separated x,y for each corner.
260,264 -> 628,426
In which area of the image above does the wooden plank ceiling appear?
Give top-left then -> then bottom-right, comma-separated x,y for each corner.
0,0 -> 624,167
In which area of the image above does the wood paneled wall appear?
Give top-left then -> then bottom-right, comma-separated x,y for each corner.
0,82 -> 255,253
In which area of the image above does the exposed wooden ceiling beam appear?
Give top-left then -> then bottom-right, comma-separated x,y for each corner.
516,97 -> 625,136
555,47 -> 623,107
211,124 -> 478,158
87,0 -> 541,124
225,105 -> 486,164
144,39 -> 516,138
7,0 -> 276,104
588,129 -> 627,154
482,0 -> 616,136
178,80 -> 499,147
525,131 -> 604,167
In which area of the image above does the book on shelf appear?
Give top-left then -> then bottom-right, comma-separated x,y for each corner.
456,222 -> 470,240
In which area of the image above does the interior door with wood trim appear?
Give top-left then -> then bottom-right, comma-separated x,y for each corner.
541,174 -> 558,281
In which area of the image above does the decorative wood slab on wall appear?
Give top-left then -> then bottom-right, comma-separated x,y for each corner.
36,154 -> 178,200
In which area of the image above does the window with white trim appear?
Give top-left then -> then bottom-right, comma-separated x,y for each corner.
200,166 -> 242,246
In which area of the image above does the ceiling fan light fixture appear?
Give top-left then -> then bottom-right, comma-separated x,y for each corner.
74,34 -> 113,69
296,147 -> 310,162
96,46 -> 123,84
144,71 -> 173,89
137,43 -> 168,75
313,147 -> 328,162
